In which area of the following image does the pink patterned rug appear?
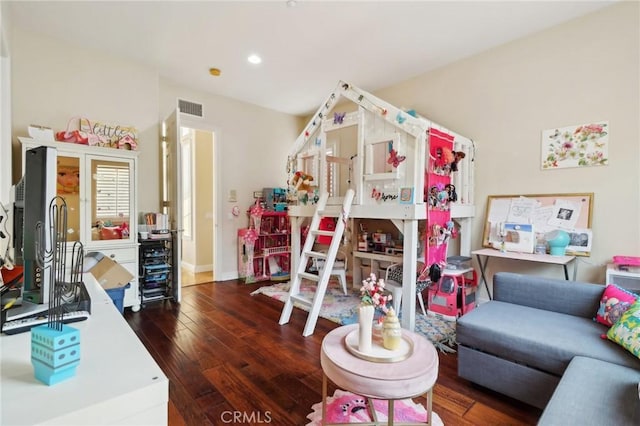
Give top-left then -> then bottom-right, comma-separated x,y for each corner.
306,389 -> 443,425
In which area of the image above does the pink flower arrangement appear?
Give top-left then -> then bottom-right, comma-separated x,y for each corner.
360,273 -> 392,313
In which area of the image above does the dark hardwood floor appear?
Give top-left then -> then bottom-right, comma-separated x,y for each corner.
124,280 -> 542,425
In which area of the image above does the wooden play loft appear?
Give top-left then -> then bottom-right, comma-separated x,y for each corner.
281,81 -> 476,334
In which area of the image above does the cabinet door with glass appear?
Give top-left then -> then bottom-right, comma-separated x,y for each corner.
55,153 -> 84,242
86,155 -> 135,244
20,137 -> 140,311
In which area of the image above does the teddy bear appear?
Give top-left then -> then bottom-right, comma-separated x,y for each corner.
291,171 -> 314,191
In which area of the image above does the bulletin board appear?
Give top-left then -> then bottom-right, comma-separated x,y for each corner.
482,193 -> 594,257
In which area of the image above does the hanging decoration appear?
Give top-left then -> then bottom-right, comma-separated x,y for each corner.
387,143 -> 406,168
333,112 -> 346,125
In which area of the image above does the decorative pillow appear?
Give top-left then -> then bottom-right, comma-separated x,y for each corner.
607,298 -> 640,359
594,284 -> 638,327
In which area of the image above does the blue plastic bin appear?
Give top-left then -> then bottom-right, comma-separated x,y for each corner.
105,283 -> 131,314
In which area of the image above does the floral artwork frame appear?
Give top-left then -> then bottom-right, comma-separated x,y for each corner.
541,121 -> 608,169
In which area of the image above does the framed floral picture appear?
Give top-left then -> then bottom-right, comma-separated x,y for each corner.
541,121 -> 608,169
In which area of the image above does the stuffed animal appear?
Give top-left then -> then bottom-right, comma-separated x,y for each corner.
291,171 -> 314,192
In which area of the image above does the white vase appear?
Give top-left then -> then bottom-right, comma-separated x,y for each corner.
358,304 -> 374,353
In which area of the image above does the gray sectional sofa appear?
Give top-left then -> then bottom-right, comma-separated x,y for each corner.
457,272 -> 640,425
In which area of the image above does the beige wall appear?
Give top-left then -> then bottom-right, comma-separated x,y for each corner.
159,79 -> 302,280
9,28 -> 161,215
6,2 -> 639,285
0,1 -> 11,206
9,28 -> 302,281
375,1 -> 639,285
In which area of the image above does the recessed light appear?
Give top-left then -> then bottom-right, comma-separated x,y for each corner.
286,0 -> 297,7
247,54 -> 262,65
209,67 -> 221,76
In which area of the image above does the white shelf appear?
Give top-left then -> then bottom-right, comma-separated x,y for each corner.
606,264 -> 640,291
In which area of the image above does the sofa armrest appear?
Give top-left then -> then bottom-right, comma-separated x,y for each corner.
493,272 -> 603,318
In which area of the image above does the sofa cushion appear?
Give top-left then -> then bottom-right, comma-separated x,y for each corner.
607,298 -> 640,359
538,356 -> 640,426
493,272 -> 603,318
595,284 -> 638,327
457,301 -> 640,376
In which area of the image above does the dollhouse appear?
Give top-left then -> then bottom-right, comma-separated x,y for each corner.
280,81 -> 476,334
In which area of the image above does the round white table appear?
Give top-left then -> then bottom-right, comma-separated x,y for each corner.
320,324 -> 439,426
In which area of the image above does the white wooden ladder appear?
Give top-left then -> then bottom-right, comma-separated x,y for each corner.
279,189 -> 355,336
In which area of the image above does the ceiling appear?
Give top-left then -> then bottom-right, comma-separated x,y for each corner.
7,1 -> 616,116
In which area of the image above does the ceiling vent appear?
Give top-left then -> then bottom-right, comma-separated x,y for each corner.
178,99 -> 203,117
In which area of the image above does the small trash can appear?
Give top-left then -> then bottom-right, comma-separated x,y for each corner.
105,283 -> 131,315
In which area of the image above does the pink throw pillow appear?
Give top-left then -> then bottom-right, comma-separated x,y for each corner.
594,284 -> 638,327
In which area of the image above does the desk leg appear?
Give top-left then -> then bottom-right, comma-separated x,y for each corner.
388,399 -> 394,426
475,254 -> 492,300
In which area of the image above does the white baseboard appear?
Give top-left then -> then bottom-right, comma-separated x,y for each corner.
193,264 -> 213,273
180,262 -> 214,274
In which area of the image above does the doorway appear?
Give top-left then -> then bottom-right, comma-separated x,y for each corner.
163,111 -> 221,295
178,126 -> 216,287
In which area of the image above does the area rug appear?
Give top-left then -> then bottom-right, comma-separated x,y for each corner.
306,389 -> 443,425
251,281 -> 457,352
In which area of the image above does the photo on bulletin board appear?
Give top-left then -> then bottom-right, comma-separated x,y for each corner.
482,193 -> 594,256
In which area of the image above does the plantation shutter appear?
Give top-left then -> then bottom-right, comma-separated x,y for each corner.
95,164 -> 130,219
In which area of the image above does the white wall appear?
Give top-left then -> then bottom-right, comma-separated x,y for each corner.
159,79 -> 302,280
375,1 -> 640,285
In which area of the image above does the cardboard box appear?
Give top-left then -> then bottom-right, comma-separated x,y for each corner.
84,252 -> 133,290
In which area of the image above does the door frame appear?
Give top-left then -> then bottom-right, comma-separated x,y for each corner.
177,115 -> 221,282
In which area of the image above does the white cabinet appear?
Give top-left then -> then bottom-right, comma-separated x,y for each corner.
19,138 -> 140,311
606,264 -> 640,292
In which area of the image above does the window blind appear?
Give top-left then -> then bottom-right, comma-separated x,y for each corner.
95,164 -> 129,219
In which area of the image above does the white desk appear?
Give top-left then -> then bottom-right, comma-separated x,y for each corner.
352,251 -> 404,288
472,248 -> 578,299
0,275 -> 169,425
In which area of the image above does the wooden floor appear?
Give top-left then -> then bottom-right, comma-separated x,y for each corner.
125,280 -> 542,425
180,270 -> 214,287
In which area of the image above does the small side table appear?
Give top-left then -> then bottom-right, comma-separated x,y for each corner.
320,324 -> 438,425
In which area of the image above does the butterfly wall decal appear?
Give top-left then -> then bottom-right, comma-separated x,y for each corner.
388,148 -> 406,168
333,112 -> 346,125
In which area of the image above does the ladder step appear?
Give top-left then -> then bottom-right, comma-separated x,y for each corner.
307,251 -> 327,259
311,230 -> 335,237
289,294 -> 313,307
299,272 -> 320,282
316,209 -> 340,217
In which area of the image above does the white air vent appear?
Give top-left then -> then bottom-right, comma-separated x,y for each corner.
178,99 -> 203,117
